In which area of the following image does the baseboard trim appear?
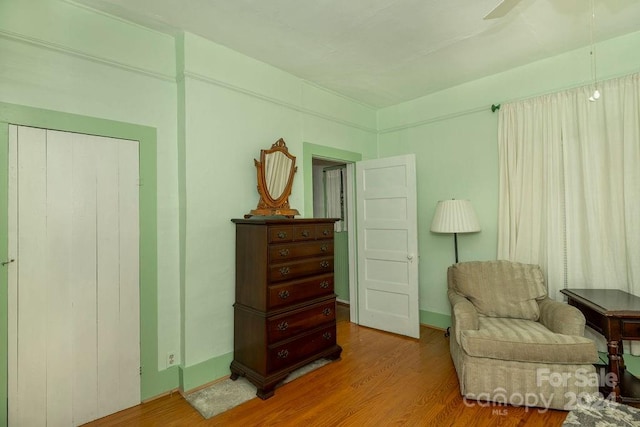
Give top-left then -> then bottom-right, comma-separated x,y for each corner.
180,374 -> 232,396
179,351 -> 233,392
420,310 -> 451,330
141,387 -> 181,404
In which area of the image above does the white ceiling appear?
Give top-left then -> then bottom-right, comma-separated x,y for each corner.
73,0 -> 640,108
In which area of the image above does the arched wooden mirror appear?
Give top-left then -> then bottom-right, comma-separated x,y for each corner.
246,138 -> 300,218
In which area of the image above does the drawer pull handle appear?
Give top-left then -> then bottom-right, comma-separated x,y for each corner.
322,308 -> 332,316
279,248 -> 290,257
320,280 -> 329,289
277,321 -> 289,331
278,290 -> 290,299
322,332 -> 332,340
320,244 -> 328,252
301,230 -> 310,237
322,229 -> 330,236
279,267 -> 290,276
277,231 -> 287,239
277,349 -> 289,359
320,261 -> 330,268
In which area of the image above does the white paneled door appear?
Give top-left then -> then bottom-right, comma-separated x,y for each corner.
356,155 -> 419,339
7,125 -> 140,426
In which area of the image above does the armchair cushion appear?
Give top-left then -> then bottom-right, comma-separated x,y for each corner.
450,260 -> 547,321
460,317 -> 598,364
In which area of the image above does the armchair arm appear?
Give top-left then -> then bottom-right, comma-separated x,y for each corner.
448,289 -> 479,343
538,297 -> 586,336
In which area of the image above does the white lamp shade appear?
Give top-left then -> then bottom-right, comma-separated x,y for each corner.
430,199 -> 480,233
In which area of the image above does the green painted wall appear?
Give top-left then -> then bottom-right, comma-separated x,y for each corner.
0,0 -> 175,78
0,0 -> 182,379
378,110 -> 498,324
0,0 -> 377,405
175,33 -> 377,386
377,30 -> 640,325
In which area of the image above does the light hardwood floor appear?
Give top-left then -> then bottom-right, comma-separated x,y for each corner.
85,307 -> 568,426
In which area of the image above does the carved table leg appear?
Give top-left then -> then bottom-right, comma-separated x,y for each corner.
608,339 -> 623,401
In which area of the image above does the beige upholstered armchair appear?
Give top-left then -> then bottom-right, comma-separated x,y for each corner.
448,260 -> 599,410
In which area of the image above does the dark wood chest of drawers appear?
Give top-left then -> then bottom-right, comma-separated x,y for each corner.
230,218 -> 342,399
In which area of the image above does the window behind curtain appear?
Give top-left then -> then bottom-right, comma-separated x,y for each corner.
324,167 -> 346,232
497,72 -> 640,301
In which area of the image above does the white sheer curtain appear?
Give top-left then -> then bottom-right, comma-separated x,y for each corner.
325,168 -> 346,232
498,72 -> 640,354
562,76 -> 640,294
497,94 -> 566,300
498,72 -> 640,301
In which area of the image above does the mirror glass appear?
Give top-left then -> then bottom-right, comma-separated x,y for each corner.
264,151 -> 293,201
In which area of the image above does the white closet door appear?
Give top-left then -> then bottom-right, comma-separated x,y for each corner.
8,125 -> 140,426
355,154 -> 420,339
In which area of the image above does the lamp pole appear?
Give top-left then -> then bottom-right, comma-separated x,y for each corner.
454,232 -> 459,264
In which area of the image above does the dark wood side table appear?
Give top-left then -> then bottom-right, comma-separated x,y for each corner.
561,288 -> 640,403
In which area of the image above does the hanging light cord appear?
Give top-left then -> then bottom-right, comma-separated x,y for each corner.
589,0 -> 600,101
590,0 -> 597,84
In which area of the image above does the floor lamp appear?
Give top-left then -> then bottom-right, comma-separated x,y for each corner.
430,199 -> 481,263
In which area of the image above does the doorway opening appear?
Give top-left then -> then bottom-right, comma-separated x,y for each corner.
312,157 -> 356,323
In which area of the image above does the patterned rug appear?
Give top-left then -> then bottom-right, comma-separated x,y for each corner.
563,394 -> 640,426
185,359 -> 331,419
